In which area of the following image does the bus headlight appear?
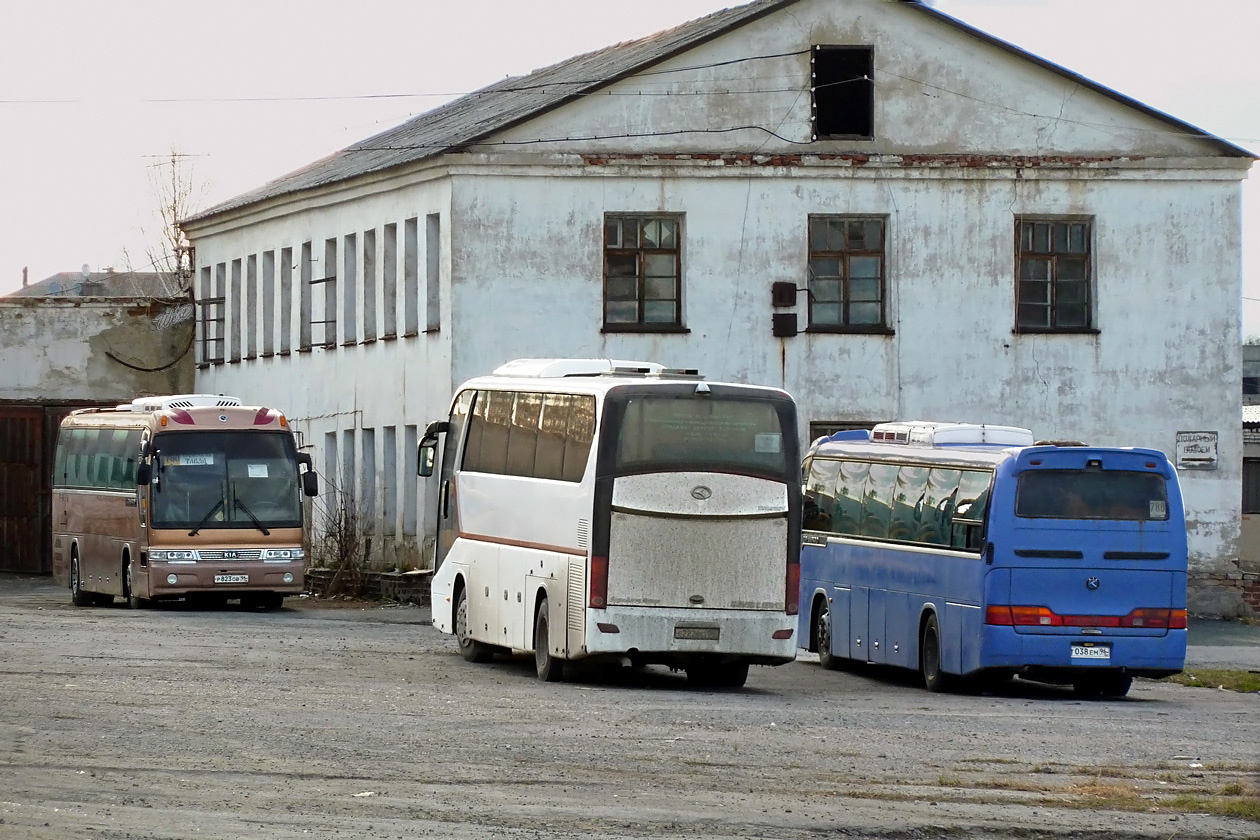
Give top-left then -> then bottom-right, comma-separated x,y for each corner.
261,549 -> 304,561
166,574 -> 178,584
283,573 -> 294,583
152,550 -> 197,562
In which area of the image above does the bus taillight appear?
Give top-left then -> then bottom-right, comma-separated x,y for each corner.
1119,608 -> 1187,629
985,605 -> 1060,626
987,605 -> 1188,629
589,555 -> 608,609
785,560 -> 799,615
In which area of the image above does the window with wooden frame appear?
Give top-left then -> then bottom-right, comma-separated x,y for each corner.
603,215 -> 683,331
1016,218 -> 1093,332
807,216 -> 887,331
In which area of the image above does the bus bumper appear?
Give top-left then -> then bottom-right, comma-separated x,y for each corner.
142,562 -> 307,599
977,625 -> 1186,677
582,604 -> 797,667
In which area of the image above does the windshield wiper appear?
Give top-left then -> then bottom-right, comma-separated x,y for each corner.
234,498 -> 271,536
188,498 -> 225,537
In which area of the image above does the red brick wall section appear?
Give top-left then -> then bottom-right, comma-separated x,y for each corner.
1245,574 -> 1260,614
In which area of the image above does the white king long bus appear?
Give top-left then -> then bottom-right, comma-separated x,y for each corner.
419,359 -> 802,686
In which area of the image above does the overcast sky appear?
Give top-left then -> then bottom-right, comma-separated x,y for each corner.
1,0 -> 1256,328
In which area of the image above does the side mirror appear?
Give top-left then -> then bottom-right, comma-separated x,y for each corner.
136,462 -> 152,486
418,437 -> 438,477
302,470 -> 319,497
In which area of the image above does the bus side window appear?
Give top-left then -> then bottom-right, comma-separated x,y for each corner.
921,468 -> 960,546
53,429 -> 68,488
835,460 -> 869,536
77,428 -> 100,489
107,428 -> 135,490
951,470 -> 992,551
506,392 -> 542,477
803,457 -> 840,532
535,393 -> 570,481
562,395 -> 596,482
861,463 -> 898,539
890,465 -> 929,542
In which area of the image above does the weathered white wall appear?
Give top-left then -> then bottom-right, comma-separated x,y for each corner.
494,0 -> 1214,159
445,161 -> 1244,591
182,0 -> 1251,611
188,175 -> 455,570
0,298 -> 193,402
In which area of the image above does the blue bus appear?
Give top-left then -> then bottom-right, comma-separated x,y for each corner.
798,421 -> 1187,697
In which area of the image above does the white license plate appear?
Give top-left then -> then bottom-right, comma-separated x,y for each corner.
1071,643 -> 1111,660
214,574 -> 249,584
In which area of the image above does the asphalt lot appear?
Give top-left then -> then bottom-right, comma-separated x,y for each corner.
2,572 -> 1259,839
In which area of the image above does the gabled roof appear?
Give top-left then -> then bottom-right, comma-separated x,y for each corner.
6,270 -> 182,299
185,0 -> 794,224
184,0 -> 1252,226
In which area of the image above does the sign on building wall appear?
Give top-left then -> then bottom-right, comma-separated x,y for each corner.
1175,431 -> 1219,470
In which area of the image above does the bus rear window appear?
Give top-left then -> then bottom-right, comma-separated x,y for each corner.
613,395 -> 789,476
1016,470 -> 1169,521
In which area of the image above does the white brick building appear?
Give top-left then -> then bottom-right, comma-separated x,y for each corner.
180,0 -> 1255,613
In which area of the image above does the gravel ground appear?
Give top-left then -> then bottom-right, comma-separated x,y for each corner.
1,575 -> 1257,839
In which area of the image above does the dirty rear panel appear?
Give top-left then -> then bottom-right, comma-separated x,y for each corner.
608,472 -> 788,610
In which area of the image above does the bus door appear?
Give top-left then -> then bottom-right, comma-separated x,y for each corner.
433,391 -> 473,571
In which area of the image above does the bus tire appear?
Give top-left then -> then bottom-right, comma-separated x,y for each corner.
260,593 -> 285,610
70,553 -> 94,607
920,613 -> 952,692
534,598 -> 565,682
124,568 -> 147,610
816,599 -> 839,670
455,587 -> 494,664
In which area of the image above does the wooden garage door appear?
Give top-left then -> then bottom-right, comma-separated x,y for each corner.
0,408 -> 44,573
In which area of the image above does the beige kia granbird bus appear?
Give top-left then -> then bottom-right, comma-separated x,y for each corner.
52,394 -> 318,609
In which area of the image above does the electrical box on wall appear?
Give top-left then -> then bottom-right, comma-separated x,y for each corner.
772,313 -> 798,337
771,281 -> 798,307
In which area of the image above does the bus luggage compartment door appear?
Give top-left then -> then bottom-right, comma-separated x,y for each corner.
850,586 -> 870,661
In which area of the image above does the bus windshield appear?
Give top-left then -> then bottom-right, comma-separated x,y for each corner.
1015,469 -> 1169,521
611,394 -> 790,476
150,431 -> 302,530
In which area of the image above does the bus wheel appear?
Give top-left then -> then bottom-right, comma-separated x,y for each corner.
124,569 -> 147,610
816,600 -> 839,670
920,614 -> 952,693
70,554 -> 93,607
534,598 -> 565,682
454,588 -> 494,663
260,593 -> 285,610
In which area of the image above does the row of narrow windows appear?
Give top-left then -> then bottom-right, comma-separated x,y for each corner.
198,215 -> 441,365
322,425 -> 421,539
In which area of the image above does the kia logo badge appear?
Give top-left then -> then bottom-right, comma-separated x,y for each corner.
1086,576 -> 1101,591
691,486 -> 712,501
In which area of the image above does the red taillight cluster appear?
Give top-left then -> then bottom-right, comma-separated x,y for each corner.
785,560 -> 799,616
986,605 -> 1187,629
589,555 -> 608,609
